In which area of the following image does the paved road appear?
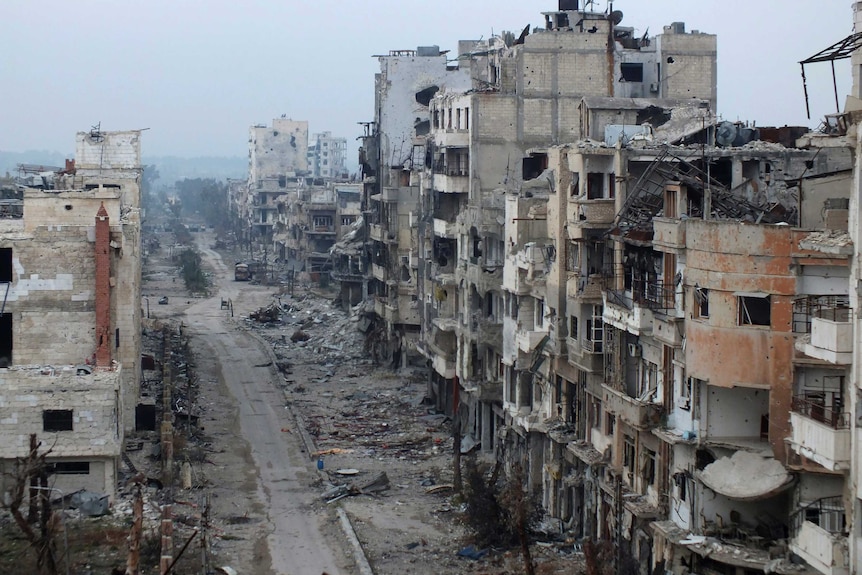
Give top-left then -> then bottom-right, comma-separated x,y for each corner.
181,245 -> 349,575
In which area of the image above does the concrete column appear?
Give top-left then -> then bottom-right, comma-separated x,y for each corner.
94,203 -> 111,368
853,3 -> 862,99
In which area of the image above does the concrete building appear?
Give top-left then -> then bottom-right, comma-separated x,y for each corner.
0,129 -> 143,500
345,45 -> 471,365
307,132 -> 348,180
246,118 -> 309,247
417,1 -> 717,472
329,2 -> 862,573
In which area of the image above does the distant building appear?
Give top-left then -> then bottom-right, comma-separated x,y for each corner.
307,132 -> 348,180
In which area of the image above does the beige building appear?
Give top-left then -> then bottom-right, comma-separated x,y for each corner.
0,129 -> 143,500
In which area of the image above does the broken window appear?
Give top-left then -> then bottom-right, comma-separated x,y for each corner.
623,435 -> 635,477
605,412 -> 615,437
52,461 -> 90,475
694,287 -> 709,318
591,397 -> 602,430
464,107 -> 469,130
738,294 -> 771,326
535,298 -> 545,329
641,448 -> 657,485
570,172 -> 581,196
43,409 -> 73,432
569,315 -> 578,340
312,215 -> 333,229
586,173 -> 606,199
522,153 -> 548,180
620,62 -> 644,82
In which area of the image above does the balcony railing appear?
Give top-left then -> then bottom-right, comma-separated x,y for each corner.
791,496 -> 845,536
791,395 -> 849,430
632,278 -> 675,311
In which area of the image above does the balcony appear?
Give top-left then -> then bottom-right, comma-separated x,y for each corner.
603,292 -> 653,335
372,297 -> 399,322
569,199 -> 616,227
433,218 -> 458,239
790,498 -> 849,575
369,223 -> 385,242
601,384 -> 663,429
371,263 -> 387,282
477,317 -> 503,349
432,172 -> 469,195
305,226 -> 336,236
566,337 -> 603,373
517,328 -> 549,354
652,217 -> 686,251
802,310 -> 852,365
566,273 -> 605,302
789,397 -> 850,471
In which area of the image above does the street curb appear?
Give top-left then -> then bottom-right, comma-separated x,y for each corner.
238,314 -> 375,575
337,507 -> 375,575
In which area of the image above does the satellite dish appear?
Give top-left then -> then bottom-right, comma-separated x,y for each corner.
610,10 -> 624,25
716,121 -> 738,147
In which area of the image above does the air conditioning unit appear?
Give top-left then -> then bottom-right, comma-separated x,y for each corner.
649,82 -> 659,93
627,343 -> 642,357
676,396 -> 691,410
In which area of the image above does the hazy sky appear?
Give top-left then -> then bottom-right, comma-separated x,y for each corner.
0,0 -> 854,158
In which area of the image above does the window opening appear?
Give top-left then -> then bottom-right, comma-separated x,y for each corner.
738,295 -> 771,326
43,409 -> 73,432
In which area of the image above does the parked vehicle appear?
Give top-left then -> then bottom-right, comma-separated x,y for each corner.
234,262 -> 250,281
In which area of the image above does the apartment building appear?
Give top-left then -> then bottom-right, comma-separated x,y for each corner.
272,181 -> 361,282
346,45 -> 471,366
329,2 -> 862,572
307,131 -> 348,180
246,118 -> 309,247
418,2 -> 716,466
0,129 -> 143,499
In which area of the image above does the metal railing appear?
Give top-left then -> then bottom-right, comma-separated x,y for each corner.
791,395 -> 850,429
632,278 -> 676,311
791,495 -> 845,536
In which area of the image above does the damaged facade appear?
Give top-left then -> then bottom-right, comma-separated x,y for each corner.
331,1 -> 862,574
0,130 -> 143,500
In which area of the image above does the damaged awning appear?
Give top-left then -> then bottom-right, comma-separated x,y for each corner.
697,450 -> 794,501
800,32 -> 862,118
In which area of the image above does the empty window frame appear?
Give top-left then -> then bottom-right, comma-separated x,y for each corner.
43,409 -> 73,432
0,248 -> 11,282
53,461 -> 90,475
738,294 -> 771,326
620,62 -> 644,82
641,448 -> 657,485
694,287 -> 709,318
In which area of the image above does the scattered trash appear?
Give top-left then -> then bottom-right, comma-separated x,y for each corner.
425,484 -> 453,495
158,296 -> 169,305
457,545 -> 489,560
335,468 -> 360,476
66,490 -> 111,517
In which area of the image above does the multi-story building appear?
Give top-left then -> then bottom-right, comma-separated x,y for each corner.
332,2 -> 862,573
307,132 -> 348,180
347,45 -> 471,366
418,1 -> 717,466
246,118 -> 309,248
0,129 -> 143,499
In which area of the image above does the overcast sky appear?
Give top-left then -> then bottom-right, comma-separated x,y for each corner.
0,0 -> 854,158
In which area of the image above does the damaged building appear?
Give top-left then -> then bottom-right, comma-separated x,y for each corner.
0,129 -> 143,500
328,1 -> 862,574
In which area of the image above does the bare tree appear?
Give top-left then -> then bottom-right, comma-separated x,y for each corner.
0,434 -> 60,575
500,463 -> 538,575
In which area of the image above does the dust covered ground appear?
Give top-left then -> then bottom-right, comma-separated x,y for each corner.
1,221 -> 585,574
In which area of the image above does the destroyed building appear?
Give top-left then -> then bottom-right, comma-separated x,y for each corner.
338,45 -> 472,365
326,1 -> 862,574
0,129 -> 143,500
307,131 -> 348,180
